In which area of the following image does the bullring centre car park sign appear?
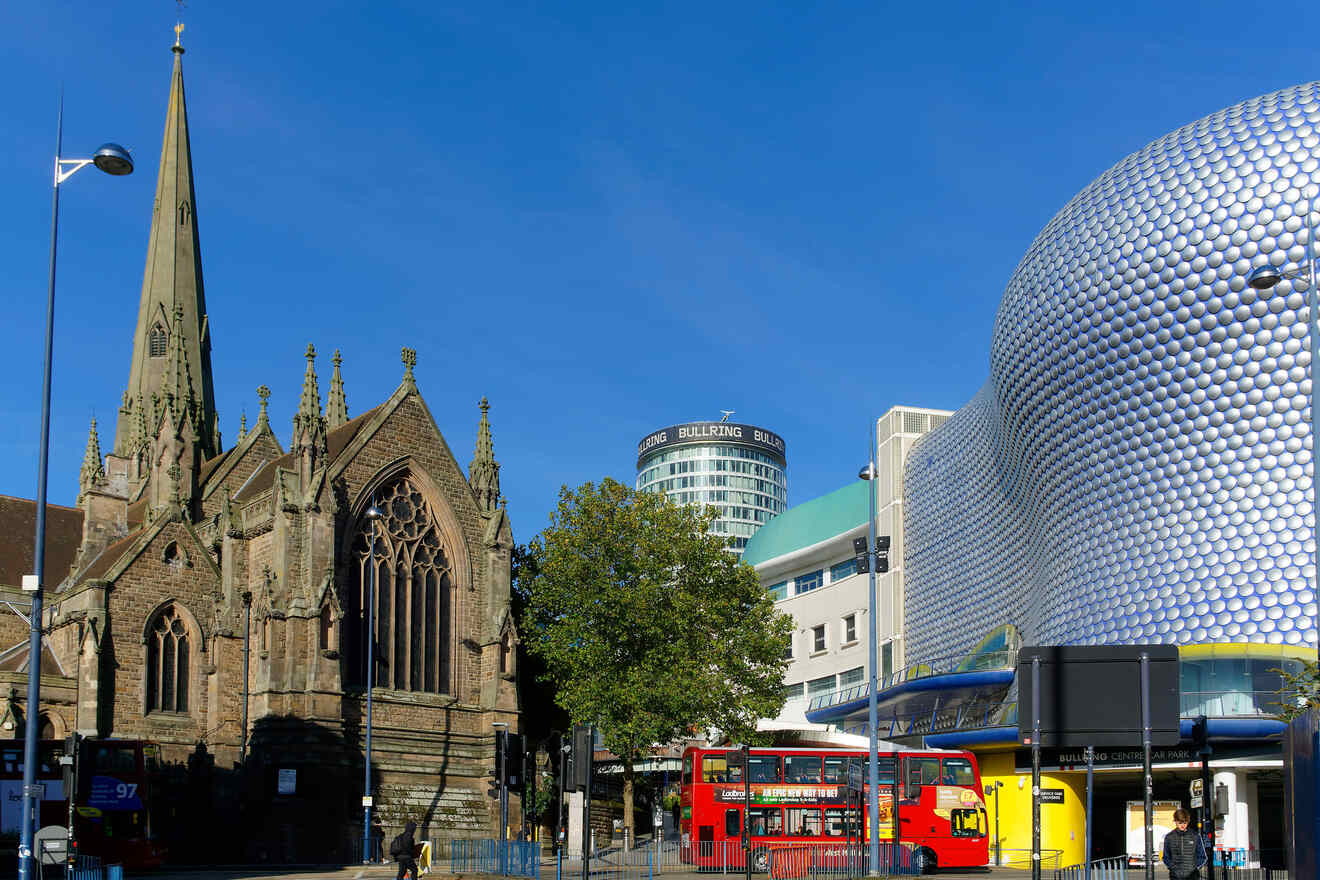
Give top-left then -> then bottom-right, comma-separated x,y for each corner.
636,422 -> 787,467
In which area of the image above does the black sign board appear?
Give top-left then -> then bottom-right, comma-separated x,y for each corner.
1039,788 -> 1065,804
1017,645 -> 1180,747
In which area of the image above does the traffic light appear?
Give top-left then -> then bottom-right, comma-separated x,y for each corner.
504,733 -> 524,792
875,535 -> 891,573
1191,716 -> 1209,754
570,725 -> 592,793
488,729 -> 506,798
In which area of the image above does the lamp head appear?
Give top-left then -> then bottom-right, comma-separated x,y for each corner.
1246,265 -> 1283,290
858,463 -> 875,481
365,505 -> 385,520
92,143 -> 134,176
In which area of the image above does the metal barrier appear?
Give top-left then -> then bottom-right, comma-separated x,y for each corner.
449,839 -> 541,877
1055,856 -> 1128,880
770,841 -> 917,878
1000,848 -> 1062,871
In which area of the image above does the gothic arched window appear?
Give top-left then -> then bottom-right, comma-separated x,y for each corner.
149,324 -> 168,358
146,605 -> 190,713
349,477 -> 453,693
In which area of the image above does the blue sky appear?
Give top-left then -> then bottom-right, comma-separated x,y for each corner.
3,1 -> 1319,542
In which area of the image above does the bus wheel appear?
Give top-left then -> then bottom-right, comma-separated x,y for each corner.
751,848 -> 771,873
913,847 -> 937,874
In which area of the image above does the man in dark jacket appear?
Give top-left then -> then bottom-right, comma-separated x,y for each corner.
1162,809 -> 1208,880
390,821 -> 419,880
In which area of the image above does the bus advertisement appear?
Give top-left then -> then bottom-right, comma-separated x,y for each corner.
680,745 -> 989,874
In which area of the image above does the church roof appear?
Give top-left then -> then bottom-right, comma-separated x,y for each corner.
232,404 -> 381,503
75,529 -> 144,584
0,496 -> 84,590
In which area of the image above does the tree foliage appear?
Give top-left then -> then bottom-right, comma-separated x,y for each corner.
522,478 -> 791,833
1274,660 -> 1320,721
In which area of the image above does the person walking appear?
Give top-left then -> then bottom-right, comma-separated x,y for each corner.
390,821 -> 419,880
1161,809 -> 1208,880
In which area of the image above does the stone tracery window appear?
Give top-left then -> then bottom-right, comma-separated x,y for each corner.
146,605 -> 190,713
349,477 -> 452,693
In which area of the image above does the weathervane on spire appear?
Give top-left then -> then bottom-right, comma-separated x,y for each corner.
174,0 -> 186,49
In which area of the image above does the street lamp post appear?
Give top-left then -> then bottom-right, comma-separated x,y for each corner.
858,450 -> 881,877
19,104 -> 132,880
362,505 -> 384,863
1245,188 -> 1320,656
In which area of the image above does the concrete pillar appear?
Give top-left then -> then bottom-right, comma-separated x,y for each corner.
567,790 -> 584,858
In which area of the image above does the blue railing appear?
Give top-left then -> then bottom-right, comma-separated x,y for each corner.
450,839 -> 540,877
1055,856 -> 1127,880
808,649 -> 1018,712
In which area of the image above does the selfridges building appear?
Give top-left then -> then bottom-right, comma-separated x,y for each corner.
904,83 -> 1320,662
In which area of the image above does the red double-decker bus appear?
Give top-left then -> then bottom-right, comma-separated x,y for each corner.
680,745 -> 988,874
0,738 -> 166,869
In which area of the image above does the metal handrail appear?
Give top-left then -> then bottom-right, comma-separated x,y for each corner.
808,649 -> 1018,711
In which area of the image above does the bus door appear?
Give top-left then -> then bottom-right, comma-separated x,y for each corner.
901,756 -> 942,836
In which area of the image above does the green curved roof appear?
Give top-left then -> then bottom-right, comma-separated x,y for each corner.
741,480 -> 869,567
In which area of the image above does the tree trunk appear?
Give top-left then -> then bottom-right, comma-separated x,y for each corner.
623,759 -> 635,850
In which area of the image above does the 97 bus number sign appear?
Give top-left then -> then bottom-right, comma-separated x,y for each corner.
88,776 -> 143,810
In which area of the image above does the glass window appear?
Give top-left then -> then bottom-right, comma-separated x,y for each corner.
767,581 -> 788,601
823,808 -> 848,837
906,756 -> 941,788
784,635 -> 794,660
702,754 -> 730,783
842,614 -> 857,644
725,809 -> 741,837
807,675 -> 835,697
783,682 -> 804,701
795,570 -> 823,594
748,807 -> 783,837
748,755 -> 781,784
942,757 -> 975,786
785,808 -> 822,836
830,560 -> 857,584
812,625 -> 826,653
683,754 -> 693,786
823,757 -> 849,784
839,667 -> 864,688
784,756 -> 821,784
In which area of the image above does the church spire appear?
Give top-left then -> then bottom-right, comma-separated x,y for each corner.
469,397 -> 501,514
326,349 -> 349,430
296,344 -> 322,426
114,36 -> 218,461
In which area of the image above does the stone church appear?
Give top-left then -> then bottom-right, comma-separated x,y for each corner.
0,38 -> 520,861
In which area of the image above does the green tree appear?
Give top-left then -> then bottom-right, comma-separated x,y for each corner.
1274,659 -> 1320,721
522,478 -> 791,839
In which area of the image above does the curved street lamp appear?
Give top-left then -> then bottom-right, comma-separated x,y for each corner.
857,458 -> 881,876
19,105 -> 132,880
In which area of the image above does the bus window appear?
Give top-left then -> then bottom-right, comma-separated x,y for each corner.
785,808 -> 821,836
748,756 -> 781,783
748,808 -> 782,837
906,757 -> 940,788
725,809 -> 741,837
941,757 -> 975,786
876,757 -> 896,785
831,757 -> 895,784
822,808 -> 848,837
702,755 -> 728,783
91,746 -> 137,774
784,755 -> 821,783
683,754 -> 693,786
823,757 -> 848,783
951,808 -> 986,837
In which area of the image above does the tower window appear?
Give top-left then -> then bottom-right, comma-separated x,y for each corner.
149,324 -> 167,358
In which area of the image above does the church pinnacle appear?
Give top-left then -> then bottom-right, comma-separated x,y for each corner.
326,349 -> 349,430
469,397 -> 501,514
114,37 -> 218,462
79,418 -> 105,499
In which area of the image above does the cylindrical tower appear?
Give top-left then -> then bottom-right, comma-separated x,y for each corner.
635,421 -> 787,553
